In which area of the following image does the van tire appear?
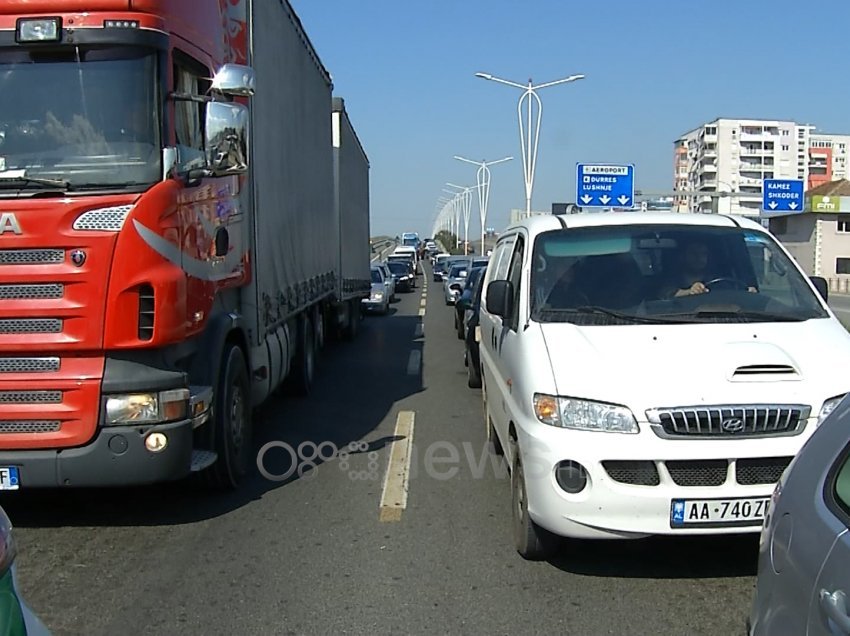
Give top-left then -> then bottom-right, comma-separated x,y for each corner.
512,451 -> 559,560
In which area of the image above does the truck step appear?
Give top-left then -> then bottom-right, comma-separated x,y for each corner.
190,450 -> 218,472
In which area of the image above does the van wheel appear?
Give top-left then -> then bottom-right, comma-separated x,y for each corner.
512,451 -> 559,560
203,343 -> 251,489
467,354 -> 482,389
290,315 -> 315,395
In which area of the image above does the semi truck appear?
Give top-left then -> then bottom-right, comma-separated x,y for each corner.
0,0 -> 371,490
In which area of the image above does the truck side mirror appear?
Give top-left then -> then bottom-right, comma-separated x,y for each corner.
205,102 -> 249,176
486,280 -> 514,318
211,64 -> 256,98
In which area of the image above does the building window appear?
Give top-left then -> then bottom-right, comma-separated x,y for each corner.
839,219 -> 850,233
837,258 -> 850,275
770,217 -> 788,235
782,145 -> 789,151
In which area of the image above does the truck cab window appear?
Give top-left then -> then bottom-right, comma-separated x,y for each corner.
173,54 -> 210,171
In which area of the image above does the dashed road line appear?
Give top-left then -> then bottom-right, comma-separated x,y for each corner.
379,411 -> 415,522
406,349 -> 421,375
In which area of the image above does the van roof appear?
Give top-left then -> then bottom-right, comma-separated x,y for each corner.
500,211 -> 765,236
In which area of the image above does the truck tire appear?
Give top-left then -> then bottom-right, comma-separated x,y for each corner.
290,315 -> 315,396
204,343 -> 252,489
314,305 -> 325,351
342,299 -> 360,340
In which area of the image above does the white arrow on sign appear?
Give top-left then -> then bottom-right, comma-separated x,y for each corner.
599,195 -> 612,205
580,194 -> 592,205
768,201 -> 778,210
788,202 -> 798,210
617,195 -> 630,205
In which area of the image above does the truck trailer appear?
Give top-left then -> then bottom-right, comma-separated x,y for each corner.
0,0 -> 371,489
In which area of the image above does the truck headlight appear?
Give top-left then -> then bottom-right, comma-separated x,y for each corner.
533,393 -> 639,434
818,394 -> 846,425
105,388 -> 189,425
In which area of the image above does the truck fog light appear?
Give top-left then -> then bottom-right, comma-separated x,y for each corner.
145,433 -> 168,453
555,460 -> 588,494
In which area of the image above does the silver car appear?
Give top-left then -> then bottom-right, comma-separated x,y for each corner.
362,266 -> 390,315
375,262 -> 396,302
748,395 -> 850,636
443,260 -> 470,305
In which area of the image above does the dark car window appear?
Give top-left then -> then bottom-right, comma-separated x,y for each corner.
834,448 -> 850,521
371,269 -> 383,283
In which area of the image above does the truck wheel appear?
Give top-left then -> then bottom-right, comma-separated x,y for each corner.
314,306 -> 325,351
204,343 -> 251,489
512,451 -> 559,560
343,300 -> 360,340
290,315 -> 315,395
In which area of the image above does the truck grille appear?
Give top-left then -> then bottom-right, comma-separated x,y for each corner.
647,405 -> 809,438
0,420 -> 61,434
0,390 -> 62,404
0,283 -> 63,300
0,249 -> 64,265
602,460 -> 660,486
0,357 -> 60,373
138,284 -> 154,340
0,318 -> 62,334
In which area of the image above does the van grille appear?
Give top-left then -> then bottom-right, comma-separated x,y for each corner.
602,461 -> 660,486
0,357 -> 60,373
0,420 -> 61,434
647,405 -> 809,438
0,283 -> 63,300
736,457 -> 793,486
0,390 -> 62,404
666,460 -> 729,487
0,318 -> 62,334
601,458 -> 790,488
0,249 -> 64,265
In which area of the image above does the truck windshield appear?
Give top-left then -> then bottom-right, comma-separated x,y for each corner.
531,224 -> 829,325
0,46 -> 160,191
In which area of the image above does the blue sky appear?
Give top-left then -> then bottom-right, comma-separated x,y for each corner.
290,0 -> 850,239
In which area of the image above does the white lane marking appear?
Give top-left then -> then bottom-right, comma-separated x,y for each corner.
380,411 -> 415,522
418,307 -> 426,317
420,298 -> 427,308
406,349 -> 421,375
414,321 -> 424,338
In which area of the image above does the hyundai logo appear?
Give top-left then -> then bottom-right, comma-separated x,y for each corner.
721,417 -> 745,433
70,249 -> 86,267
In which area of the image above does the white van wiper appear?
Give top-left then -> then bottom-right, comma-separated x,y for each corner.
656,309 -> 815,323
537,306 -> 684,324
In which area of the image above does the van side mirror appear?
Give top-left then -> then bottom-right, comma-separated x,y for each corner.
486,280 -> 514,318
811,276 -> 828,302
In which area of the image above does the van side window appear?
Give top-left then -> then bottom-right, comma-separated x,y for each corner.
506,237 -> 525,328
492,237 -> 516,281
173,52 -> 211,171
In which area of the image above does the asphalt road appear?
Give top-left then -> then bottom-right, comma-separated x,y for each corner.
828,292 -> 850,328
4,263 -> 758,636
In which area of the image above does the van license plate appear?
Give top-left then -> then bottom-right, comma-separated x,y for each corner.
670,497 -> 769,528
0,467 -> 20,490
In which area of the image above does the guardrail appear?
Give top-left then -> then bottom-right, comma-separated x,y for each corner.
827,278 -> 850,294
370,238 -> 395,261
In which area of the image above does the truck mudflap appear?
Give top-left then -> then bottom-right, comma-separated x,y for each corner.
0,418 -> 194,488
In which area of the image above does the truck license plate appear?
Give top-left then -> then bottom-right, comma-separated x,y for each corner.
670,496 -> 769,528
0,467 -> 20,490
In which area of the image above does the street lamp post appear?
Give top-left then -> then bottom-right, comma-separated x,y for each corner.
446,183 -> 476,255
455,155 -> 513,255
442,189 -> 463,247
475,72 -> 585,218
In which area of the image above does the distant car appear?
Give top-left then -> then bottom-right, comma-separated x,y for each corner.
0,506 -> 50,636
389,247 -> 420,275
459,266 -> 487,389
362,266 -> 390,314
455,266 -> 486,339
443,260 -> 470,305
433,253 -> 451,281
375,262 -> 396,302
748,395 -> 850,636
386,259 -> 415,292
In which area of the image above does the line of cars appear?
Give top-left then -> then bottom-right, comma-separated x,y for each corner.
444,210 -> 850,633
363,244 -> 423,315
436,254 -> 490,390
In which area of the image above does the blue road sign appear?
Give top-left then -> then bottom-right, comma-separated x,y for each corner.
576,164 -> 635,208
762,179 -> 805,213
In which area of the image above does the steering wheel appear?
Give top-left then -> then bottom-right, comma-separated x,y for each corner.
704,277 -> 749,291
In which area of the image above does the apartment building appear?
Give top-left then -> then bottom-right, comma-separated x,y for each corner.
673,118 -> 812,218
808,133 -> 850,190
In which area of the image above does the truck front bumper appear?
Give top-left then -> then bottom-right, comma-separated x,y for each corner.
0,418 -> 194,488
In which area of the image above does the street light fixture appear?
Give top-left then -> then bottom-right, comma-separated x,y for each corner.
446,182 -> 476,255
475,71 -> 585,219
455,155 -> 513,255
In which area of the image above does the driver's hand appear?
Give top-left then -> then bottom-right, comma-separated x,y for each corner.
747,286 -> 758,293
690,281 -> 708,295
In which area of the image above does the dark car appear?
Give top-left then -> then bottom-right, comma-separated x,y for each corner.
458,266 -> 486,388
455,266 -> 486,339
386,259 -> 415,292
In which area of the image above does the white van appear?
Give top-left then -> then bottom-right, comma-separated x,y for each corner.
478,212 -> 850,559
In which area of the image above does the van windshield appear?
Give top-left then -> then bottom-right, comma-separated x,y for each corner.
530,224 -> 828,325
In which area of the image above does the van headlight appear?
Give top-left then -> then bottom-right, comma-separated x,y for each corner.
818,394 -> 846,425
105,388 -> 189,425
533,393 -> 639,433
